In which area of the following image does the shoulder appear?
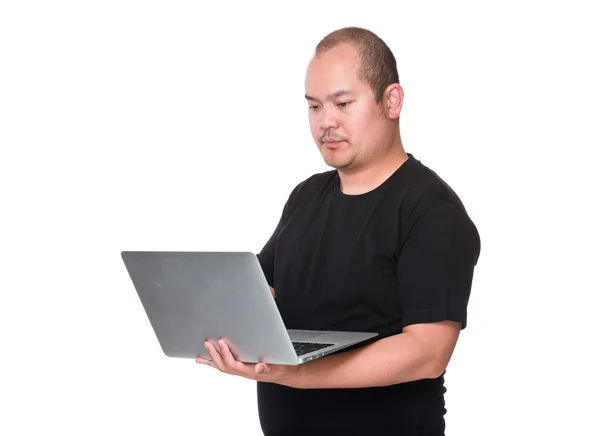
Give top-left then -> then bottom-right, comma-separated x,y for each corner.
397,155 -> 471,218
395,155 -> 479,249
294,169 -> 337,192
285,169 -> 337,206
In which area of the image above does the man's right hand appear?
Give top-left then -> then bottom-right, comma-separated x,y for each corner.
269,286 -> 276,298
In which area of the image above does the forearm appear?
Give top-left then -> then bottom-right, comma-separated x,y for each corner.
284,332 -> 443,389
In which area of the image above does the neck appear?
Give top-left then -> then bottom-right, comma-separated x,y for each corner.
338,137 -> 408,195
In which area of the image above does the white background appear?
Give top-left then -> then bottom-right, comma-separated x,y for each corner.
1,1 -> 598,434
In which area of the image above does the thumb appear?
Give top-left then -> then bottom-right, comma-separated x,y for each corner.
255,363 -> 269,374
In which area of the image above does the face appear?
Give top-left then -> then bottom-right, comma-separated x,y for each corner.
305,43 -> 396,172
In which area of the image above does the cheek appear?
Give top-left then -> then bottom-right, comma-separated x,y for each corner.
348,111 -> 377,143
343,118 -> 363,143
309,117 -> 320,138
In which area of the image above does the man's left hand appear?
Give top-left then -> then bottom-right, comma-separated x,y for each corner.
196,339 -> 301,386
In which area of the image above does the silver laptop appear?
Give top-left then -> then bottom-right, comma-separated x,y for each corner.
121,251 -> 378,365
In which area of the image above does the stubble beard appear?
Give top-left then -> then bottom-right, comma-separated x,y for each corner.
318,141 -> 356,170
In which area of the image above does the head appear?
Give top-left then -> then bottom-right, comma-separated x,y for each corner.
305,27 -> 404,171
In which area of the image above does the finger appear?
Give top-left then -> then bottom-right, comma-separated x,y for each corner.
218,340 -> 251,374
218,340 -> 236,367
196,356 -> 218,370
254,361 -> 271,375
195,355 -> 211,365
205,341 -> 225,371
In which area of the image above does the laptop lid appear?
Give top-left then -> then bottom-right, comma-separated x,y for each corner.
121,251 -> 299,364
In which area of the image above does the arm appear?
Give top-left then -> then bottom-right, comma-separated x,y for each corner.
200,204 -> 479,388
286,320 -> 460,389
256,184 -> 300,288
287,204 -> 479,390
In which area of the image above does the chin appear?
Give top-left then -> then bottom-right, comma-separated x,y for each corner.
322,156 -> 354,170
316,141 -> 354,167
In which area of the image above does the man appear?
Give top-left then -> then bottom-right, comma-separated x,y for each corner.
196,27 -> 481,435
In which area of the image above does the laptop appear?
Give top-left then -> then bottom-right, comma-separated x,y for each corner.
121,251 -> 378,365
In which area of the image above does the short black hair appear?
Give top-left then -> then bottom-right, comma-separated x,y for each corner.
315,27 -> 400,104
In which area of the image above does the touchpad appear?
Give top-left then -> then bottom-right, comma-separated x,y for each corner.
288,330 -> 324,342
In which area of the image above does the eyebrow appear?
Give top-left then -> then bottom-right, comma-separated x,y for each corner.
304,89 -> 353,102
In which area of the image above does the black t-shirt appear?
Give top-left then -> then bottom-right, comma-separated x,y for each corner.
256,154 -> 480,436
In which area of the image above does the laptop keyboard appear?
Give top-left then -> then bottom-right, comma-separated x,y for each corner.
292,341 -> 335,356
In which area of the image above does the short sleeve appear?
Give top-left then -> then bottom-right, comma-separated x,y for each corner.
397,204 -> 480,329
257,186 -> 298,286
257,212 -> 286,287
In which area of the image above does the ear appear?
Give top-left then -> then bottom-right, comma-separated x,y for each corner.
384,84 -> 403,120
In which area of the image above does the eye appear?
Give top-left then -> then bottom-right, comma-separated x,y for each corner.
309,105 -> 320,111
337,101 -> 352,108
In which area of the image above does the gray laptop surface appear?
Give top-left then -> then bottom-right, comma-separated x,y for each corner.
121,251 -> 378,365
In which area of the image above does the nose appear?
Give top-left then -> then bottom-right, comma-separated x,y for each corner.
319,105 -> 339,130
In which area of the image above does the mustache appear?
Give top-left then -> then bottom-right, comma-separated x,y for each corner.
320,132 -> 346,142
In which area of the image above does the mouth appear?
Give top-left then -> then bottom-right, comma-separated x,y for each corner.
322,139 -> 345,148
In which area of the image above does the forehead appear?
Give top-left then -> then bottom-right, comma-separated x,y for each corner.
305,43 -> 367,98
